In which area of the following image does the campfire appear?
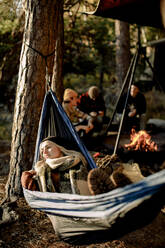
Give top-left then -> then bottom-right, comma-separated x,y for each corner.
124,129 -> 158,152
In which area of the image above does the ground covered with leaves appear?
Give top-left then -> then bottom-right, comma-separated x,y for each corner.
1,175 -> 165,248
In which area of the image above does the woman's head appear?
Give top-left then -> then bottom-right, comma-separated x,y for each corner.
39,136 -> 67,160
63,88 -> 78,107
39,136 -> 87,166
40,140 -> 62,160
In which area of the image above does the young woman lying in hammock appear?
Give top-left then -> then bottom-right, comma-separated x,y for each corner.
21,136 -> 144,195
21,136 -> 90,194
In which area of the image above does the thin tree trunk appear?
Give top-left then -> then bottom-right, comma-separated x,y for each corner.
5,0 -> 63,201
115,20 -> 130,88
52,0 -> 64,103
99,58 -> 104,93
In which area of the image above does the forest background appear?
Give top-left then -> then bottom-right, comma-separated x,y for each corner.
0,0 -> 165,141
0,1 -> 165,247
0,0 -> 165,200
0,0 -> 165,143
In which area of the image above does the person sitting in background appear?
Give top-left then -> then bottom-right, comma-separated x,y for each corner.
62,88 -> 94,137
117,83 -> 147,131
77,86 -> 108,131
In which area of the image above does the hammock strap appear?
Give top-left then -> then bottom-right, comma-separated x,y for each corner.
24,42 -> 55,91
45,58 -> 52,92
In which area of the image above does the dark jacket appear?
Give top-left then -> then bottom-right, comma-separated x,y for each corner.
118,92 -> 146,116
77,92 -> 106,115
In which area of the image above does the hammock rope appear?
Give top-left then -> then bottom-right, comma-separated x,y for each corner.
24,42 -> 54,91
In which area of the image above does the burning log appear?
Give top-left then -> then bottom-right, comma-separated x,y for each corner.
125,129 -> 158,152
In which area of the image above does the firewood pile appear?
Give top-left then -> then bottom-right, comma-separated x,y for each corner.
88,153 -> 144,195
90,149 -> 165,196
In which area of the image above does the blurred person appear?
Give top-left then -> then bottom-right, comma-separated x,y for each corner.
117,83 -> 147,131
77,86 -> 109,131
62,88 -> 94,137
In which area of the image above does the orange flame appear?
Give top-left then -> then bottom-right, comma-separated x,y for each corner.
124,129 -> 158,152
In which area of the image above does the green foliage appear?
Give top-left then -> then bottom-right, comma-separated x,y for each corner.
0,123 -> 11,140
63,73 -> 99,92
0,0 -> 22,61
143,26 -> 164,42
64,12 -> 116,88
0,0 -> 19,32
0,18 -> 19,35
0,107 -> 12,140
0,0 -> 164,120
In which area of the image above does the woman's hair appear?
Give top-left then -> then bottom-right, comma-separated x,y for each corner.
39,136 -> 87,166
63,88 -> 77,101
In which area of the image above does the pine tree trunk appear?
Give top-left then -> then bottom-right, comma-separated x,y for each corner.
52,0 -> 64,103
5,0 -> 63,201
115,20 -> 130,88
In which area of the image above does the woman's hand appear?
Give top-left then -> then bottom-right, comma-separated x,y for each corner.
21,170 -> 38,191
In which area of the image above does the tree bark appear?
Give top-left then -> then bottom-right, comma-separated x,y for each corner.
115,21 -> 130,88
52,0 -> 64,103
5,0 -> 63,200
